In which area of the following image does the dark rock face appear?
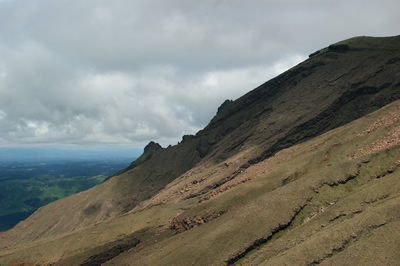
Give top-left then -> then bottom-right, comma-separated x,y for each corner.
143,141 -> 162,153
118,141 -> 162,174
309,50 -> 321,58
328,44 -> 349,52
217,99 -> 234,115
181,134 -> 195,143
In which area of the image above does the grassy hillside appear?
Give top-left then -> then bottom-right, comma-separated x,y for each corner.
1,98 -> 399,265
0,35 -> 399,264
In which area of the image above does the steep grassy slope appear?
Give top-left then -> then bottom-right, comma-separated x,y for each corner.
2,93 -> 399,265
0,35 -> 400,264
0,141 -> 200,242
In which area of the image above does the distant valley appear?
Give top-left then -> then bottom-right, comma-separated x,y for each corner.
0,147 -> 138,231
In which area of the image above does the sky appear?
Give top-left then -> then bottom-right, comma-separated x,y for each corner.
0,0 -> 399,149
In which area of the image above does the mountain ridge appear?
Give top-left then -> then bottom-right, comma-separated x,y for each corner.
1,35 -> 400,265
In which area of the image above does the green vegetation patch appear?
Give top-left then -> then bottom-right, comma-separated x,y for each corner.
0,159 -> 130,231
0,175 -> 107,231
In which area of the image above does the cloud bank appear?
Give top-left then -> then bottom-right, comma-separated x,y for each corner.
0,0 -> 399,147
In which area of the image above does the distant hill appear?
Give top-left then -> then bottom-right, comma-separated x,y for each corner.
1,35 -> 400,265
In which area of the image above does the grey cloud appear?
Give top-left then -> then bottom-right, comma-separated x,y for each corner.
0,0 -> 399,147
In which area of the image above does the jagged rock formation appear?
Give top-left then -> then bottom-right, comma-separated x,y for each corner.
109,140 -> 162,178
1,35 -> 400,265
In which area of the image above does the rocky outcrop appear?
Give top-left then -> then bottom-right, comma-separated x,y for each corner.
143,141 -> 162,153
328,44 -> 349,52
109,141 -> 162,177
170,210 -> 227,232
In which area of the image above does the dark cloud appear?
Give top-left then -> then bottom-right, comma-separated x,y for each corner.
0,0 -> 399,147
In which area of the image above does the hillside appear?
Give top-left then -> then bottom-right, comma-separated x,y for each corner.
0,35 -> 400,265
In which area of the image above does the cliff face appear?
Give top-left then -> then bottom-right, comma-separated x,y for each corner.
1,35 -> 400,265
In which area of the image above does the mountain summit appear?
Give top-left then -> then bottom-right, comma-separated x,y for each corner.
1,35 -> 400,265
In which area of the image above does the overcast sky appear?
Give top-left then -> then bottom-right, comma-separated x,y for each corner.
0,0 -> 399,149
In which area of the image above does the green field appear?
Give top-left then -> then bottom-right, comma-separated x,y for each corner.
0,159 -> 133,231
